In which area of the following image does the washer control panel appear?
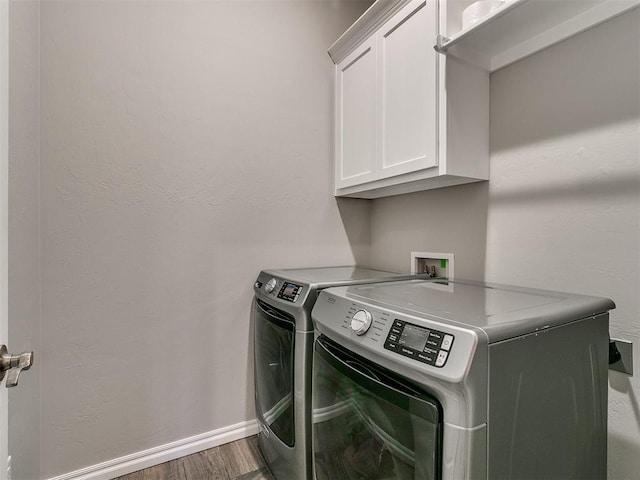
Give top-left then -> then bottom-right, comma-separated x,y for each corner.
254,273 -> 306,305
384,319 -> 454,368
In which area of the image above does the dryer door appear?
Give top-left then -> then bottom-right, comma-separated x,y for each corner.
254,299 -> 295,447
313,336 -> 442,480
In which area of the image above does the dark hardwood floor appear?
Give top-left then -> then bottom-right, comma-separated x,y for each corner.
113,436 -> 275,480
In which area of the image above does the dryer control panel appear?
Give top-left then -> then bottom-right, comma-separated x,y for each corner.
384,319 -> 454,368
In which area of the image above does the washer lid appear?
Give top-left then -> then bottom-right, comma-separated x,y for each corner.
337,279 -> 615,343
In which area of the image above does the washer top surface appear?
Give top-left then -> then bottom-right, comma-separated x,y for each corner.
260,265 -> 420,290
254,266 -> 429,331
332,279 -> 615,342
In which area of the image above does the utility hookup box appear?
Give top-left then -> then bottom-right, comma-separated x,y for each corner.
411,252 -> 454,280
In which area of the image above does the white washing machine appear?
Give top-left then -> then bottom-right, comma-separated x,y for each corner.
252,266 -> 429,480
311,279 -> 615,480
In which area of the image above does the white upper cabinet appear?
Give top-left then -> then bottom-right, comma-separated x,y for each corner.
331,0 -> 489,198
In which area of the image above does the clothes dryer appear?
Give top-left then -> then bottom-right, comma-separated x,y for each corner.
311,279 -> 615,480
252,267 -> 427,480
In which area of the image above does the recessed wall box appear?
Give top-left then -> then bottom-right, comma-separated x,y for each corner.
411,252 -> 454,280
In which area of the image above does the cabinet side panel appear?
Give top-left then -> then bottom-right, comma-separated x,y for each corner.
488,314 -> 609,480
444,56 -> 489,179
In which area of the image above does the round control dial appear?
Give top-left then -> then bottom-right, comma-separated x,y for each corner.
264,278 -> 277,293
350,310 -> 373,336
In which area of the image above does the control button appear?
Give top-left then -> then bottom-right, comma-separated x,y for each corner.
391,327 -> 403,335
350,310 -> 373,336
254,281 -> 263,289
418,352 -> 436,364
426,338 -> 440,349
400,347 -> 415,357
441,334 -> 454,351
429,331 -> 443,341
384,341 -> 399,352
393,320 -> 405,329
264,278 -> 277,293
435,350 -> 448,367
423,346 -> 438,355
388,334 -> 399,342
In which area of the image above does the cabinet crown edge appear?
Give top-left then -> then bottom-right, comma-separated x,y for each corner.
328,0 -> 418,64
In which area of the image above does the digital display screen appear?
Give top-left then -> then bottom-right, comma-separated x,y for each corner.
278,282 -> 300,302
282,284 -> 297,297
399,324 -> 430,351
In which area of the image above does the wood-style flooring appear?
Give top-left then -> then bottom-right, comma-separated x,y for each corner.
113,436 -> 275,480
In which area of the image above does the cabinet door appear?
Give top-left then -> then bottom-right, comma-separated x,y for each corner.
379,0 -> 437,179
335,38 -> 378,189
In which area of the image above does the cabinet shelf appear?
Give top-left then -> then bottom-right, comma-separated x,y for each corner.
437,0 -> 640,72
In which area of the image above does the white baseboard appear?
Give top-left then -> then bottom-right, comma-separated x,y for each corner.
47,419 -> 261,480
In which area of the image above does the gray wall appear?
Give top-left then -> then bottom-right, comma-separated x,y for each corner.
370,182 -> 489,278
8,1 -> 41,479
39,1 -> 371,477
370,9 -> 640,479
15,1 -> 640,478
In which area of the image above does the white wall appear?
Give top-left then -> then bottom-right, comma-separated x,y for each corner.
370,8 -> 640,478
39,1 -> 371,477
8,1 -> 41,479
